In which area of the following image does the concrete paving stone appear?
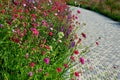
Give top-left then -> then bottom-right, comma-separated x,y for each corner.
70,6 -> 120,80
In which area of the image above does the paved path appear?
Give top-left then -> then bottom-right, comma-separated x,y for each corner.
70,6 -> 120,80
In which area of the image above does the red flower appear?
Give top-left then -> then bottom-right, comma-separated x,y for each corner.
81,33 -> 86,38
74,50 -> 79,55
74,72 -> 79,77
30,62 -> 35,68
13,1 -> 19,6
42,51 -> 46,55
14,14 -> 19,18
18,9 -> 23,13
31,14 -> 36,18
64,64 -> 68,68
25,9 -> 29,13
45,45 -> 50,50
70,56 -> 75,61
11,38 -> 20,43
96,41 -> 99,45
56,68 -> 62,72
7,21 -> 12,25
49,32 -> 53,36
1,9 -> 5,14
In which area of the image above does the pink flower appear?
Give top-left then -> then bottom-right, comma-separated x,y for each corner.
77,10 -> 80,14
74,72 -> 79,77
44,11 -> 47,16
28,72 -> 33,77
56,67 -> 62,72
48,0 -> 52,3
74,50 -> 79,55
30,28 -> 39,36
30,62 -> 35,68
20,15 -> 24,19
25,53 -> 29,59
80,57 -> 85,64
44,58 -> 50,64
42,20 -> 48,27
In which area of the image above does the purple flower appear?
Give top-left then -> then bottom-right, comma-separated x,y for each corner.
66,29 -> 70,35
61,26 -> 64,32
44,58 -> 50,64
71,41 -> 75,48
0,24 -> 3,28
28,72 -> 33,77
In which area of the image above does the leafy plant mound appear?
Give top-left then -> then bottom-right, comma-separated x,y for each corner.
0,0 -> 91,80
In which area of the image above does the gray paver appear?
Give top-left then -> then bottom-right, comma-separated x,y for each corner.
70,6 -> 120,80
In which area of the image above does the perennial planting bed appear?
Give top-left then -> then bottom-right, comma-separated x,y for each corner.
0,0 -> 93,80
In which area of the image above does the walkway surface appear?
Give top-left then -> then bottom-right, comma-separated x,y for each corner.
70,6 -> 120,80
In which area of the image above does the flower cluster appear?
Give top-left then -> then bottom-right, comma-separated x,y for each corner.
0,0 -> 99,80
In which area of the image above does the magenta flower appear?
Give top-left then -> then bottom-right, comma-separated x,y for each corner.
77,10 -> 81,14
80,57 -> 85,64
44,11 -> 47,16
30,28 -> 39,36
44,58 -> 50,64
30,62 -> 35,68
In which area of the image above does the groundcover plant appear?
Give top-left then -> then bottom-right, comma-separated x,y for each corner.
0,0 -> 99,80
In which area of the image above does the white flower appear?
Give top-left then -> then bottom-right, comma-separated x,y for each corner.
50,28 -> 53,30
23,4 -> 26,7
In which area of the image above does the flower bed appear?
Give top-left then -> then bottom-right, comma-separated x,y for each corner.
0,0 -> 98,80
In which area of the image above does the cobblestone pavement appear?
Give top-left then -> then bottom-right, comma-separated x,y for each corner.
70,6 -> 120,80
